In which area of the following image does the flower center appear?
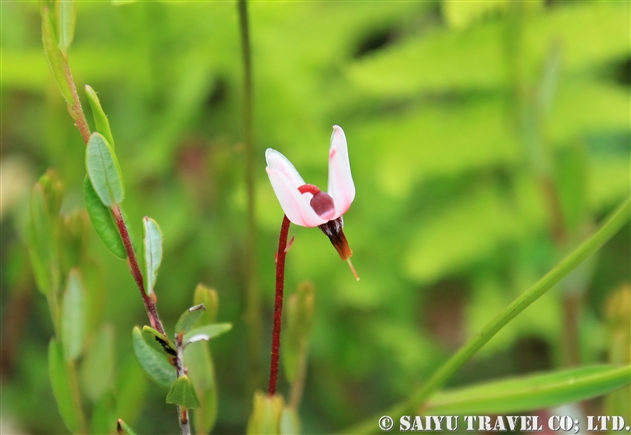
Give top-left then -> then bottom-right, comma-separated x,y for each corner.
298,184 -> 336,220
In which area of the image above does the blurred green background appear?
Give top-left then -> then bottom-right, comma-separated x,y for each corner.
1,1 -> 629,433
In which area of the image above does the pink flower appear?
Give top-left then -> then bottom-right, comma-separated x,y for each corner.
266,125 -> 358,280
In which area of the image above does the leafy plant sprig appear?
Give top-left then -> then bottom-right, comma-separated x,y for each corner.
38,2 -> 231,433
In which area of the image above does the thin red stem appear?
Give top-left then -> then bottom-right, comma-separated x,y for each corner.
268,214 -> 291,395
112,206 -> 166,336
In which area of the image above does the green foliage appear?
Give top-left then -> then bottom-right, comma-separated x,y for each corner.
61,269 -> 87,361
56,0 -> 76,54
166,375 -> 201,409
39,4 -> 73,103
85,132 -> 125,207
80,324 -> 115,402
193,285 -> 218,325
426,365 -> 631,414
117,419 -> 139,435
142,216 -> 163,295
4,1 -> 630,433
183,323 -> 232,345
85,84 -> 116,149
175,304 -> 205,335
48,339 -> 83,434
26,179 -> 61,295
183,339 -> 217,434
131,326 -> 176,388
83,175 -> 126,259
140,325 -> 176,357
283,282 -> 314,384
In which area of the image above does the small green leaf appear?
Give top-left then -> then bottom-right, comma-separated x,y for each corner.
141,325 -> 177,357
38,169 -> 64,217
48,338 -> 82,434
61,269 -> 86,361
83,176 -> 126,259
193,284 -> 218,325
183,323 -> 232,346
85,85 -> 115,149
175,304 -> 205,335
80,324 -> 114,402
40,5 -> 73,103
86,132 -> 125,207
132,326 -> 176,388
142,217 -> 163,295
60,209 -> 90,273
26,184 -> 59,295
426,365 -> 631,414
166,375 -> 201,409
184,340 -> 217,434
56,0 -> 76,53
117,419 -> 138,435
115,356 -> 148,425
90,392 -> 116,435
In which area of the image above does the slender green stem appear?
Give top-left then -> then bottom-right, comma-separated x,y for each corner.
342,198 -> 630,434
237,0 -> 262,393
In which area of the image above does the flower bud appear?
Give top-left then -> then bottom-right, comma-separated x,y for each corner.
246,391 -> 284,435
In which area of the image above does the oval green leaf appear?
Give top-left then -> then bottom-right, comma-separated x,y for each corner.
49,338 -> 83,434
141,325 -> 177,357
61,269 -> 86,361
56,0 -> 76,53
86,132 -> 125,207
175,304 -> 205,335
40,5 -> 73,103
85,85 -> 115,149
183,323 -> 232,346
132,326 -> 176,388
183,341 -> 217,434
426,365 -> 631,414
194,284 -> 218,325
80,324 -> 114,402
142,217 -> 163,295
83,176 -> 126,259
166,375 -> 201,409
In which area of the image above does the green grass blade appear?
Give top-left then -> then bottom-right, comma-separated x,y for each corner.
426,365 -> 631,414
343,197 -> 630,434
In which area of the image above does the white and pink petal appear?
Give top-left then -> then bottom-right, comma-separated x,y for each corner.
327,125 -> 355,218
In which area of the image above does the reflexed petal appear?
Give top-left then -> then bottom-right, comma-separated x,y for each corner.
265,148 -> 305,188
327,125 -> 355,218
266,167 -> 327,228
